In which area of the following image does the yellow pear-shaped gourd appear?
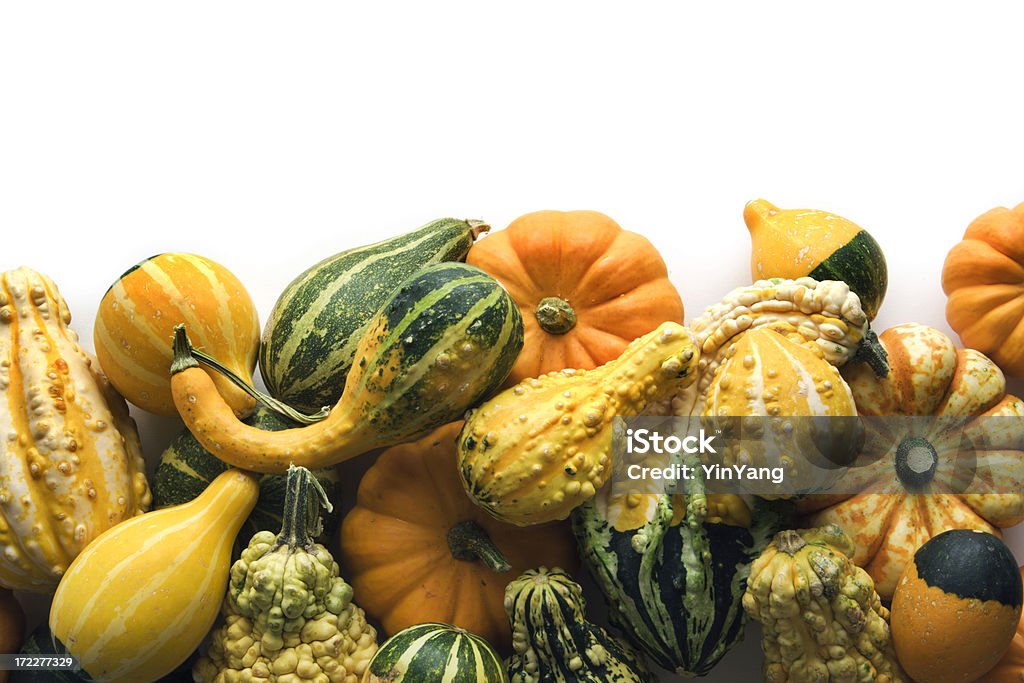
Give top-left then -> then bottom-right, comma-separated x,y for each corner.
50,469 -> 259,683
458,322 -> 699,526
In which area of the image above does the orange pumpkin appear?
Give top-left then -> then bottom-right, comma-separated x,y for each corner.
943,202 -> 1024,378
339,421 -> 579,651
981,566 -> 1024,683
466,210 -> 684,385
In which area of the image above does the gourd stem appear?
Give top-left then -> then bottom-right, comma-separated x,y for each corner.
853,328 -> 890,379
775,529 -> 807,555
894,436 -> 938,491
447,520 -> 512,573
467,219 -> 491,239
170,325 -> 329,425
277,464 -> 334,548
535,297 -> 577,335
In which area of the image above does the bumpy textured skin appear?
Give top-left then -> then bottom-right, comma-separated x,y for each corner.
364,623 -> 507,683
799,323 -> 1024,599
0,267 -> 151,592
94,252 -> 260,416
172,263 -> 524,474
942,202 -> 1024,379
703,328 -> 859,495
466,210 -> 685,386
745,199 -> 888,320
261,218 -> 483,413
194,532 -> 377,683
674,278 -> 878,416
458,323 -> 699,526
743,525 -> 906,683
339,422 -> 578,651
50,469 -> 259,683
505,567 -> 653,683
573,461 -> 777,676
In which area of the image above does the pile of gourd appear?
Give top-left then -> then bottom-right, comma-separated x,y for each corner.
1,201 -> 1024,683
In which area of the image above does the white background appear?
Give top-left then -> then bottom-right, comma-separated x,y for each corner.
3,3 -> 1024,680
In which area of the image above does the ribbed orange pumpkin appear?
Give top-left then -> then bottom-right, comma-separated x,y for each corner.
943,202 -> 1024,378
466,210 -> 684,385
340,422 -> 579,650
981,566 -> 1024,683
94,253 -> 260,417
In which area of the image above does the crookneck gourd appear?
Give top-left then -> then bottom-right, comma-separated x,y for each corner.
171,263 -> 524,473
798,323 -> 1024,599
195,465 -> 378,683
94,252 -> 261,417
743,525 -> 906,683
0,266 -> 151,592
458,322 -> 700,526
261,217 -> 488,413
505,567 -> 654,683
672,277 -> 887,416
466,209 -> 686,386
340,422 -> 578,651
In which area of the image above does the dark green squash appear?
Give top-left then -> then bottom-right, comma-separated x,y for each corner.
571,457 -> 780,676
260,217 -> 488,412
364,623 -> 506,683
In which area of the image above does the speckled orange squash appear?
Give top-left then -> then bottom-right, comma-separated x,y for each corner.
0,267 -> 151,592
981,566 -> 1024,683
943,202 -> 1024,378
799,323 -> 1024,599
466,210 -> 685,385
340,422 -> 578,651
95,253 -> 260,417
891,530 -> 1022,683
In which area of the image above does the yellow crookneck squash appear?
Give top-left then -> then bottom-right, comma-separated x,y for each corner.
466,209 -> 685,386
50,469 -> 259,683
340,422 -> 579,652
0,267 -> 151,592
799,323 -> 1024,600
458,322 -> 700,526
943,201 -> 1024,379
95,252 -> 260,417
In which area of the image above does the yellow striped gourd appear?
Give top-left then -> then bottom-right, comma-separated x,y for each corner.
49,468 -> 259,683
0,267 -> 151,592
94,252 -> 260,417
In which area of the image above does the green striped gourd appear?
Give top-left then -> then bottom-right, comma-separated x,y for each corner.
170,263 -> 524,473
49,469 -> 259,682
151,406 -> 341,544
505,567 -> 654,683
364,623 -> 507,683
261,217 -> 488,413
571,458 -> 779,675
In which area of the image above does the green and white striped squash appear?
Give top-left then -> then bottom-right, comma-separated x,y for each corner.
261,217 -> 487,413
571,458 -> 780,676
505,567 -> 654,683
364,623 -> 507,683
151,405 -> 341,544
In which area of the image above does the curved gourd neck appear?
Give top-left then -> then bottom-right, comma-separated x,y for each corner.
595,325 -> 697,407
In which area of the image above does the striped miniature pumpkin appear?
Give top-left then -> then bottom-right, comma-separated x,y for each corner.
49,469 -> 258,682
261,218 -> 486,413
364,623 -> 507,683
94,253 -> 260,417
0,267 -> 151,592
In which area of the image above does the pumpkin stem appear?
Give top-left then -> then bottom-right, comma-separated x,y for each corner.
447,520 -> 512,573
774,529 -> 807,555
852,328 -> 890,378
276,464 -> 334,549
467,219 -> 491,239
170,325 -> 330,425
535,297 -> 577,335
895,436 -> 938,491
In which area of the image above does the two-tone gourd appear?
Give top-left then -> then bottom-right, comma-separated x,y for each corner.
170,263 -> 524,473
364,623 -> 507,683
94,252 -> 260,417
261,217 -> 488,412
0,267 -> 151,592
458,322 -> 700,526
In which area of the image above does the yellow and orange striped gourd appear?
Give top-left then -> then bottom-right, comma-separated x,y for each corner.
0,267 -> 151,592
94,253 -> 260,417
49,468 -> 258,683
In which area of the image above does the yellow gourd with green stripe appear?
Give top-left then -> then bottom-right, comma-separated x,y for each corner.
49,469 -> 259,683
745,199 -> 888,320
